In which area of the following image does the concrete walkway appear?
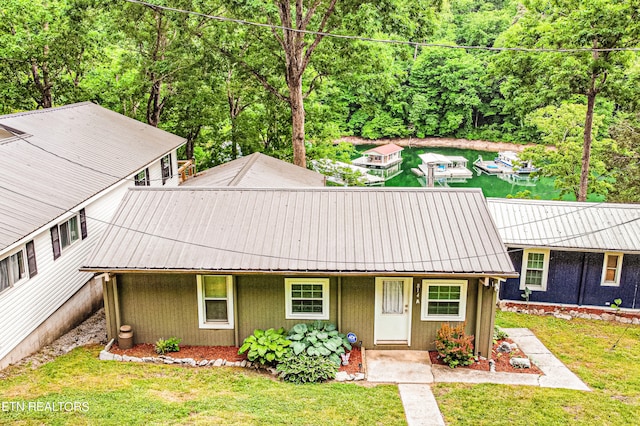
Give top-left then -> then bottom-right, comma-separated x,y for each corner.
365,328 -> 590,425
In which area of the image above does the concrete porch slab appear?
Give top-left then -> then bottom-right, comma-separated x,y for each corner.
366,350 -> 434,383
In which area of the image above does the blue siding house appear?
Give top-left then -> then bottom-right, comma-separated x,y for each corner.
488,199 -> 640,310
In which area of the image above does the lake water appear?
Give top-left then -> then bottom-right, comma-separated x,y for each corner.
355,145 -> 562,200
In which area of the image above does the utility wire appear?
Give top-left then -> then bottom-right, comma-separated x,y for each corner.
2,183 -> 639,267
123,0 -> 640,53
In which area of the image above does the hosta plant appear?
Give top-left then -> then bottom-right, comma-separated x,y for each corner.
276,353 -> 338,384
238,328 -> 291,366
287,321 -> 352,365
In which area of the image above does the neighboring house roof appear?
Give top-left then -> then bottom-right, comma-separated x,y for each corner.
364,143 -> 403,155
181,152 -> 325,188
82,187 -> 517,276
487,198 -> 640,253
0,102 -> 185,252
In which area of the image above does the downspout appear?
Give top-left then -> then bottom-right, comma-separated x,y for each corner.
337,277 -> 342,331
474,278 -> 484,357
577,253 -> 588,306
113,276 -> 121,333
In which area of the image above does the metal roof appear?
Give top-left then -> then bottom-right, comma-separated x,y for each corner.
82,187 -> 516,276
487,198 -> 640,253
0,102 -> 185,252
181,152 -> 326,188
364,143 -> 404,155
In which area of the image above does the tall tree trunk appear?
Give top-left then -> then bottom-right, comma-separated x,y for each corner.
289,76 -> 306,168
578,89 -> 596,202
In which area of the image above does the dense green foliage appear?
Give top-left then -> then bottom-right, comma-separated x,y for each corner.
434,323 -> 475,368
154,337 -> 181,355
2,0 -> 640,200
276,352 -> 339,384
238,328 -> 291,366
287,321 -> 352,366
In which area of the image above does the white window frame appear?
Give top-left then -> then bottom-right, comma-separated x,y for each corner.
520,249 -> 550,291
421,279 -> 468,321
0,247 -> 28,293
134,168 -> 150,186
285,278 -> 330,320
601,252 -> 624,287
58,215 -> 81,251
197,275 -> 234,329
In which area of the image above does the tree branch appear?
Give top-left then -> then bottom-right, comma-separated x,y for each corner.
302,0 -> 337,70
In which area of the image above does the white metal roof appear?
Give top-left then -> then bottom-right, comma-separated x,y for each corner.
487,198 -> 640,252
82,187 -> 516,276
181,152 -> 326,188
0,102 -> 185,252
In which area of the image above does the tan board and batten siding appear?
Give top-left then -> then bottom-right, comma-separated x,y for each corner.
0,102 -> 185,368
85,187 -> 516,355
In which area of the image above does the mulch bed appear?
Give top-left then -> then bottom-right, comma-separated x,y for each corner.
428,338 -> 543,375
110,344 -> 363,374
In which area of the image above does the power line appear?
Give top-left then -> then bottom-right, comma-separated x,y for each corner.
123,0 -> 640,53
2,183 -> 638,267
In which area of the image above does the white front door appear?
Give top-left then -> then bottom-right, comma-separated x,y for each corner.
374,277 -> 412,345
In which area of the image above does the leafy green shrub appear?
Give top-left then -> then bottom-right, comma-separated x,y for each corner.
493,326 -> 509,342
276,353 -> 339,384
238,328 -> 291,366
435,323 -> 474,368
287,321 -> 352,365
155,337 -> 181,355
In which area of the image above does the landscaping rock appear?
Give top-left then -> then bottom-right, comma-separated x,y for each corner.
353,373 -> 365,381
240,360 -> 247,368
554,313 -> 572,321
163,359 -> 175,365
246,362 -> 252,368
129,356 -> 143,363
113,354 -> 123,361
99,350 -> 114,361
208,360 -> 217,366
619,317 -> 632,324
335,371 -> 350,382
633,318 -> 640,325
509,343 -> 518,351
601,313 -> 614,321
213,359 -> 223,367
489,359 -> 496,373
510,357 -> 531,369
141,357 -> 155,363
198,360 -> 209,367
122,355 -> 133,362
267,367 -> 278,375
497,342 -> 512,353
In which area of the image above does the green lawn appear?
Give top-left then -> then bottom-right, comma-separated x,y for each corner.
433,311 -> 640,425
1,313 -> 639,425
0,347 -> 404,425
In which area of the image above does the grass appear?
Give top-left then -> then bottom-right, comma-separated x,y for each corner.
433,311 -> 640,425
2,313 -> 639,425
0,346 -> 405,425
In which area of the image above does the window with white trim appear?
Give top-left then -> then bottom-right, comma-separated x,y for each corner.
421,280 -> 467,321
50,209 -> 87,260
285,278 -> 330,320
520,249 -> 550,291
161,154 -> 172,185
197,275 -> 234,329
601,252 -> 623,286
0,248 -> 26,293
134,168 -> 150,186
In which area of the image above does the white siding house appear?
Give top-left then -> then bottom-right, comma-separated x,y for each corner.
0,102 -> 185,368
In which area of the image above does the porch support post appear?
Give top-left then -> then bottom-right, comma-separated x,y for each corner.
113,275 -> 121,334
474,278 -> 485,356
233,276 -> 239,347
337,277 -> 342,331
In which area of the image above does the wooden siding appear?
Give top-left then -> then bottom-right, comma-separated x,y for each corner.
501,250 -> 640,309
109,273 -> 495,353
0,154 -> 178,365
339,277 -> 375,348
477,283 -> 498,358
236,276 -> 338,343
117,274 -> 235,346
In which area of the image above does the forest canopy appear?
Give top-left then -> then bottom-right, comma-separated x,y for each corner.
1,0 -> 639,201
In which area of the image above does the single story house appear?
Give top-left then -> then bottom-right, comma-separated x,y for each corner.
487,198 -> 640,309
0,102 -> 185,368
181,152 -> 326,187
82,187 -> 517,357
